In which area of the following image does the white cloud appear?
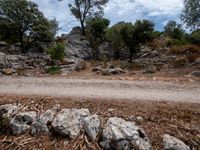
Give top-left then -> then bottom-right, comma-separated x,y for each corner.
31,0 -> 184,34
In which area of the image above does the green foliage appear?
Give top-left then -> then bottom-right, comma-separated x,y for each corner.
106,20 -> 155,62
0,0 -> 57,52
48,42 -> 65,60
86,17 -> 110,58
106,22 -> 126,59
46,66 -> 61,74
191,29 -> 200,46
166,38 -> 187,47
164,20 -> 184,40
68,0 -> 109,35
181,0 -> 200,30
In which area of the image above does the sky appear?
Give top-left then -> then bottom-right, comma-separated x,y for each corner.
31,0 -> 184,35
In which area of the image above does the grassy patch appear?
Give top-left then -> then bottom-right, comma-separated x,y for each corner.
46,66 -> 61,74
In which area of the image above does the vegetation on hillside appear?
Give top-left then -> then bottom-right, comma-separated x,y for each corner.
0,0 -> 58,53
0,0 -> 199,63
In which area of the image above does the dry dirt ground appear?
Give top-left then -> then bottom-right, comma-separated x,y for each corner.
0,95 -> 200,150
0,75 -> 199,150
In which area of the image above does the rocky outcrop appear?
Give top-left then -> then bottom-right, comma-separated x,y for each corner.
163,134 -> 190,150
0,52 -> 52,70
100,117 -> 152,150
63,27 -> 93,60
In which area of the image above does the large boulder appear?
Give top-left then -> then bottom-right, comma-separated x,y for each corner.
31,106 -> 59,134
82,115 -> 101,141
163,134 -> 190,150
10,111 -> 37,135
51,108 -> 90,139
0,104 -> 20,118
100,117 -> 152,150
64,27 -> 93,60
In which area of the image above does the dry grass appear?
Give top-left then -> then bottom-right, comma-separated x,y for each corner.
170,45 -> 200,55
0,95 -> 200,150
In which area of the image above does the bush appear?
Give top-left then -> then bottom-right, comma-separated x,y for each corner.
46,66 -> 61,74
191,29 -> 200,46
48,42 -> 65,60
166,38 -> 187,47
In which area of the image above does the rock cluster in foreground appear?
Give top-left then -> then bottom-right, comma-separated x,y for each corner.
0,104 -> 191,150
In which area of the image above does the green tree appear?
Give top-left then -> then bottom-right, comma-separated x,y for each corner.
181,0 -> 200,30
0,0 -> 57,52
86,17 -> 110,58
106,20 -> 155,62
68,0 -> 109,35
164,20 -> 184,40
106,22 -> 125,59
191,29 -> 200,46
121,20 -> 155,62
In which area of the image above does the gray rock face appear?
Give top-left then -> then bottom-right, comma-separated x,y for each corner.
52,108 -> 90,139
83,115 -> 101,140
191,71 -> 200,77
10,111 -> 37,135
163,134 -> 190,150
31,108 -> 58,134
64,27 -> 93,60
101,117 -> 152,150
0,52 -> 51,70
0,104 -> 19,118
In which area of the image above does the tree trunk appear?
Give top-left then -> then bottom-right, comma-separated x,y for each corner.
80,20 -> 86,35
19,34 -> 25,53
129,48 -> 134,63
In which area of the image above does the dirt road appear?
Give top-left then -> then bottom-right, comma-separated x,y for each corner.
0,77 -> 199,103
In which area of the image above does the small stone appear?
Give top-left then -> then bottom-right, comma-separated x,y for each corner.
163,134 -> 190,150
10,111 -> 37,135
83,115 -> 101,140
0,104 -> 19,118
136,116 -> 144,122
1,69 -> 15,75
191,71 -> 200,78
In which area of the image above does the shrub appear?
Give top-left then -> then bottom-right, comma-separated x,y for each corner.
166,38 -> 187,47
191,29 -> 200,46
46,66 -> 61,74
48,42 -> 65,60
